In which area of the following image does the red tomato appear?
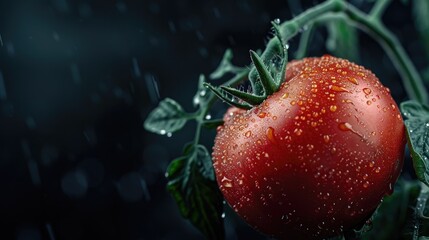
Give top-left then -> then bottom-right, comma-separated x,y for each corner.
212,55 -> 405,239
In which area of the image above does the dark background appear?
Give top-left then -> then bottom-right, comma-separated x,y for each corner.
0,0 -> 425,239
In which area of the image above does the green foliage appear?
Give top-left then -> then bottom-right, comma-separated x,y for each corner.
359,180 -> 422,240
205,28 -> 288,110
144,0 -> 429,238
144,98 -> 191,135
166,144 -> 225,240
202,119 -> 224,129
401,101 -> 429,186
209,50 -> 244,80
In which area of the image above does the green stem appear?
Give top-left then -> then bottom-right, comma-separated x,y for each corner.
369,0 -> 392,19
278,0 -> 345,40
274,0 -> 428,104
193,69 -> 250,150
344,4 -> 428,104
414,183 -> 429,240
295,23 -> 314,59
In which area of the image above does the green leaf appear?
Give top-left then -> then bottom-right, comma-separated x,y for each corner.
248,27 -> 288,97
166,144 -> 225,240
202,119 -> 224,129
193,75 -> 212,107
250,50 -> 277,96
326,18 -> 359,63
220,86 -> 265,105
144,98 -> 190,135
270,22 -> 289,88
210,49 -> 244,80
401,101 -> 429,186
204,83 -> 253,110
359,180 -> 422,240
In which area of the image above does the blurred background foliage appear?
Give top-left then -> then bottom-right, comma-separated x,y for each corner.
0,0 -> 427,239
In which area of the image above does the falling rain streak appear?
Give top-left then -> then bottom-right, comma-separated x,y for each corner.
0,71 -> 7,100
0,33 -> 3,47
145,73 -> 160,103
117,172 -> 151,202
132,57 -> 141,78
70,63 -> 81,85
21,140 -> 41,186
46,223 -> 56,240
27,160 -> 42,186
83,127 -> 97,146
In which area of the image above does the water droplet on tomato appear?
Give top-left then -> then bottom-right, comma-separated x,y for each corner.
344,99 -> 353,104
366,100 -> 372,105
330,85 -> 350,92
348,77 -> 359,85
266,127 -> 277,144
386,183 -> 393,195
363,88 -> 372,95
338,122 -> 353,131
323,135 -> 330,143
294,128 -> 303,136
221,176 -> 233,188
245,131 -> 252,138
281,93 -> 289,99
330,105 -> 337,112
258,112 -> 267,118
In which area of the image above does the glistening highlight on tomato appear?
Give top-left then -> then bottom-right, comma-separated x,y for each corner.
212,56 -> 405,239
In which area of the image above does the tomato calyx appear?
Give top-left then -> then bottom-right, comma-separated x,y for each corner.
204,21 -> 288,110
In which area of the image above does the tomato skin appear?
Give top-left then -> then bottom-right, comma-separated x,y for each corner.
212,55 -> 405,239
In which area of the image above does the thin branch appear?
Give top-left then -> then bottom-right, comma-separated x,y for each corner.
295,24 -> 314,59
369,0 -> 393,19
272,0 -> 427,104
